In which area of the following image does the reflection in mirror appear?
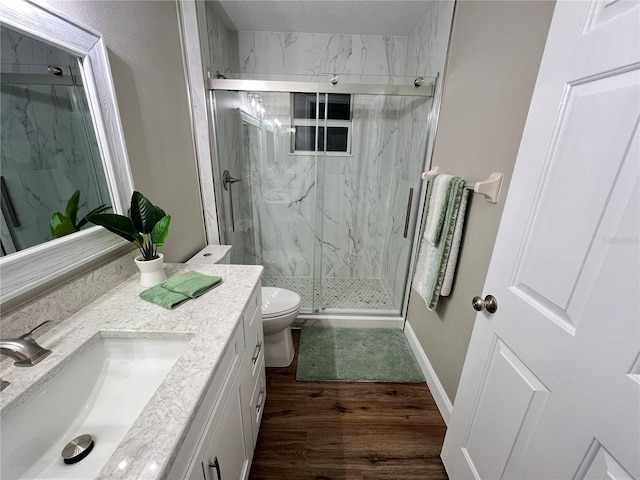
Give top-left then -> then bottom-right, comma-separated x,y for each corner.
0,26 -> 111,255
0,0 -> 134,306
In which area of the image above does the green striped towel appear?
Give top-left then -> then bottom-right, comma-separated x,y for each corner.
412,174 -> 468,310
161,271 -> 223,298
139,284 -> 190,310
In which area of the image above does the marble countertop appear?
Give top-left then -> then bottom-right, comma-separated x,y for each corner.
0,263 -> 263,480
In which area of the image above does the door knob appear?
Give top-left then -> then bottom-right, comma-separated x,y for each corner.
472,295 -> 498,313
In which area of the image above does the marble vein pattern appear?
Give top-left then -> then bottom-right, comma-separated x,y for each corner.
0,28 -> 110,252
204,0 -> 240,76
203,4 -> 455,312
404,0 -> 456,77
380,2 -> 456,308
238,32 -> 407,77
0,263 -> 263,480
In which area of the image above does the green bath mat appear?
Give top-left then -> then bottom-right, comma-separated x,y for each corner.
296,327 -> 425,383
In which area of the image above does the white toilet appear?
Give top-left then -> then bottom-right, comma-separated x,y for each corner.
187,245 -> 300,367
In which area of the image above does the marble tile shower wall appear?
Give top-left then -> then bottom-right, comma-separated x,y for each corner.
319,94 -> 399,279
238,32 -> 408,77
205,6 -> 455,308
204,0 -> 239,76
237,111 -> 261,264
197,2 -> 241,239
381,1 -> 456,307
237,32 -> 407,284
248,92 -> 316,277
213,92 -> 252,265
0,29 -> 108,251
381,96 -> 432,307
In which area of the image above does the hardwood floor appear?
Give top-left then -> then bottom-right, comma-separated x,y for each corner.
249,330 -> 449,480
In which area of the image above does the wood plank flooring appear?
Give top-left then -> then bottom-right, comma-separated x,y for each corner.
249,330 -> 449,480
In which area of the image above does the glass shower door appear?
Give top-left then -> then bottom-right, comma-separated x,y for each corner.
212,89 -> 321,312
211,85 -> 433,316
316,92 -> 432,314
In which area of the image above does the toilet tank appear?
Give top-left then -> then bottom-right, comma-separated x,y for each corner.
186,245 -> 232,265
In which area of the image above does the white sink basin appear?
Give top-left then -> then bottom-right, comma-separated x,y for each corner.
1,336 -> 189,480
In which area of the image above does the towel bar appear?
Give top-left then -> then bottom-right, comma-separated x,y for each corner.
421,166 -> 504,204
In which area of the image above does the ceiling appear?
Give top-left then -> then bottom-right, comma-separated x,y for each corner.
217,1 -> 435,36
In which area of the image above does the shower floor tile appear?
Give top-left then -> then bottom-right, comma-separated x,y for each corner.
262,276 -> 394,310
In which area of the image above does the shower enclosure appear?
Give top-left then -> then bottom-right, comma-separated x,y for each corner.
210,76 -> 435,317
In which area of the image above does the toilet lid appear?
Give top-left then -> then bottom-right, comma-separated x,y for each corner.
262,287 -> 301,318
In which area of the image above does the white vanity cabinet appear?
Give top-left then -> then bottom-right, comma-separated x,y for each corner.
169,284 -> 265,480
187,377 -> 248,480
241,285 -> 267,449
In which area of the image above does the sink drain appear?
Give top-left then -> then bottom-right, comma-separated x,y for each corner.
62,434 -> 95,464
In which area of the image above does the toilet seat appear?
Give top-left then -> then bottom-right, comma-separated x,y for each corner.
261,287 -> 301,318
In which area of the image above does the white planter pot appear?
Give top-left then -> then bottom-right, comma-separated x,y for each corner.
134,253 -> 167,287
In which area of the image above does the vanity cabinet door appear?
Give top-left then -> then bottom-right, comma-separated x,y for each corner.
241,286 -> 266,451
243,287 -> 263,381
171,326 -> 244,480
248,353 -> 266,447
197,383 -> 249,480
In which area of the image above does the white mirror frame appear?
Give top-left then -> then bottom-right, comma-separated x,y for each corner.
0,0 -> 134,305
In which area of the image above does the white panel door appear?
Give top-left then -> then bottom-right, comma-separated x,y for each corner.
441,1 -> 640,479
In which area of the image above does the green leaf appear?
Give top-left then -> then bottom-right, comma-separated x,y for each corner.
50,212 -> 76,239
150,215 -> 171,246
88,213 -> 143,246
50,212 -> 64,237
130,191 -> 166,234
76,204 -> 111,230
65,190 -> 81,226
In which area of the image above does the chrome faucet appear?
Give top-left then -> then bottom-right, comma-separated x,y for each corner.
0,321 -> 52,367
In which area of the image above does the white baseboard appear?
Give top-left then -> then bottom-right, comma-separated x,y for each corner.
403,320 -> 453,425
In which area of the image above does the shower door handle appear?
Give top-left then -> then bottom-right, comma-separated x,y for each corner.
223,170 -> 241,190
403,188 -> 414,238
222,170 -> 241,232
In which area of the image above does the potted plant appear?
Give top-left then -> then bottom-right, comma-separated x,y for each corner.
88,191 -> 171,286
50,190 -> 110,239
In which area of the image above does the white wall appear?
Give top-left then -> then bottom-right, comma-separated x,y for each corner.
407,0 -> 555,405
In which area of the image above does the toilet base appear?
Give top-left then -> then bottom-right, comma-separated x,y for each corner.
264,326 -> 294,367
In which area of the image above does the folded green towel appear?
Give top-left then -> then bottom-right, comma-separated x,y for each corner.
161,271 -> 223,298
139,284 -> 190,310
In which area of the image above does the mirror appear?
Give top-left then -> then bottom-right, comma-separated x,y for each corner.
1,26 -> 111,253
0,1 -> 134,305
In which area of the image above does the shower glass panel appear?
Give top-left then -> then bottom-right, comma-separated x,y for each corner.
315,92 -> 431,314
210,78 -> 432,316
212,90 -> 319,297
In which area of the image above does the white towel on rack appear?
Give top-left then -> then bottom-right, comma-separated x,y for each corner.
412,175 -> 467,310
440,187 -> 469,296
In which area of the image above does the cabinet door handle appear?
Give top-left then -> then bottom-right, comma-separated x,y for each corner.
256,387 -> 265,412
251,341 -> 262,364
208,456 -> 221,480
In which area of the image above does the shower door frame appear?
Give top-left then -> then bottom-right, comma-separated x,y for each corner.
207,78 -> 435,97
207,76 -> 441,324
